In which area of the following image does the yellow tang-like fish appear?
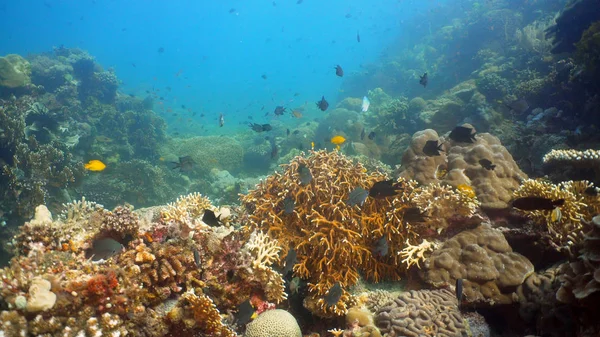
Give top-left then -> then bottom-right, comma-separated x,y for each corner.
456,184 -> 476,198
330,135 -> 346,145
84,160 -> 106,171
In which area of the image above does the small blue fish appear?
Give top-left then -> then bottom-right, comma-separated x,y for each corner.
283,248 -> 297,275
361,96 -> 370,112
372,235 -> 389,257
283,197 -> 295,214
298,164 -> 312,185
346,187 -> 368,207
324,282 -> 343,306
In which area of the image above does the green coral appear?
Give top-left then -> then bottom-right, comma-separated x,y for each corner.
0,54 -> 31,88
575,21 -> 600,78
477,73 -> 511,100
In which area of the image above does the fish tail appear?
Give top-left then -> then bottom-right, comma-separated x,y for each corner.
553,199 -> 565,207
170,162 -> 181,170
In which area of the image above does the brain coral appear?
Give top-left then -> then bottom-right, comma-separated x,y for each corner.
420,224 -> 534,306
375,289 -> 466,337
244,309 -> 302,337
399,125 -> 528,208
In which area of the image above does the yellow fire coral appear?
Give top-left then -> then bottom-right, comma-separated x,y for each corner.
167,290 -> 236,337
513,179 -> 600,248
161,192 -> 215,224
241,150 -> 481,316
242,231 -> 287,303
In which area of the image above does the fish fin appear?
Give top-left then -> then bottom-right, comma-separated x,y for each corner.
553,199 -> 565,207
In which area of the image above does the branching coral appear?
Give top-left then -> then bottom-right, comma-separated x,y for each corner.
513,179 -> 599,248
166,290 -> 236,337
242,231 -> 287,303
543,149 -> 600,180
515,18 -> 554,55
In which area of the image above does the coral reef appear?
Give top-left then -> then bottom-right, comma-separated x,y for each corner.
159,136 -> 244,175
399,125 -> 527,208
0,54 -> 31,89
420,224 -> 534,306
244,309 -> 302,337
515,18 -> 554,56
375,289 -> 466,337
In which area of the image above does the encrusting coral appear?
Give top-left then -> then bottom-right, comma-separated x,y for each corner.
420,224 -> 534,306
241,150 -> 481,316
399,125 -> 527,209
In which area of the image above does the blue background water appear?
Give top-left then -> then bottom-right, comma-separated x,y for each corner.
0,0 -> 439,133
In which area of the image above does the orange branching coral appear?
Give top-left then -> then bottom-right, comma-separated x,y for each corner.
241,150 -> 426,316
168,290 -> 236,337
513,179 -> 600,248
161,192 -> 216,226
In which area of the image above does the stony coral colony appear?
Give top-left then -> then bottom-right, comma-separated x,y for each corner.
1,145 -> 600,336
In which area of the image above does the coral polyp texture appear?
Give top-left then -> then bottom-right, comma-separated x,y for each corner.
420,224 -> 534,306
241,150 -> 481,317
374,289 -> 466,337
513,179 -> 600,248
543,149 -> 600,178
399,125 -> 528,208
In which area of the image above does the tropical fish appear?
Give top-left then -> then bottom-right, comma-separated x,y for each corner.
436,165 -> 448,179
261,74 -> 267,80
402,207 -> 429,223
335,65 -> 344,77
286,128 -> 290,136
298,163 -> 312,185
289,276 -> 302,294
347,187 -> 369,206
368,131 -> 376,140
422,140 -> 444,156
324,282 -> 343,306
202,209 -> 221,226
274,106 -> 286,116
361,96 -> 370,112
228,8 -> 236,14
360,128 -> 366,140
192,248 -> 201,268
457,184 -> 476,198
283,197 -> 295,214
449,126 -> 476,143
316,96 -> 329,111
456,278 -> 463,304
311,142 -> 315,150
283,248 -> 297,275
372,235 -> 389,257
330,135 -> 346,145
479,159 -> 496,170
249,123 -> 272,132
84,160 -> 106,172
157,47 -> 165,53
356,31 -> 361,42
269,137 -> 278,159
86,238 -> 123,261
419,72 -> 428,87
219,113 -> 224,127
369,180 -> 403,199
551,206 -> 562,223
512,197 -> 565,211
292,109 -> 303,118
235,300 -> 256,326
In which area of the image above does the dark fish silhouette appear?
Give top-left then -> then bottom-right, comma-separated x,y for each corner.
335,65 -> 344,77
219,113 -> 224,127
419,72 -> 428,87
286,128 -> 290,136
192,248 -> 201,268
422,140 -> 444,156
235,299 -> 255,326
228,8 -> 236,14
360,128 -> 366,140
512,197 -> 565,211
347,187 -> 369,206
369,180 -> 403,199
368,131 -> 376,140
283,197 -> 295,214
202,209 -> 221,226
274,106 -> 286,116
298,163 -> 312,185
157,47 -> 165,53
269,137 -> 278,159
86,238 -> 123,261
171,156 -> 195,172
324,282 -> 343,306
479,159 -> 496,170
316,96 -> 329,111
261,74 -> 267,80
456,278 -> 463,304
297,0 -> 303,3
505,98 -> 529,114
283,248 -> 297,275
449,126 -> 476,143
249,123 -> 272,132
402,207 -> 428,223
356,31 -> 361,42
372,235 -> 389,257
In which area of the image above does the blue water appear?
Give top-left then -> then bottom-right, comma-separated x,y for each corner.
0,0 -> 441,134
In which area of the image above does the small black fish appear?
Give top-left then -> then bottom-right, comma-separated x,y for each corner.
479,159 -> 496,170
512,197 -> 565,211
86,238 -> 123,261
171,156 -> 195,172
456,278 -> 463,304
423,140 -> 444,156
584,186 -> 599,196
219,113 -> 224,127
181,105 -> 186,109
298,163 -> 313,185
368,131 -> 376,140
235,299 -> 255,326
286,128 -> 290,136
345,13 -> 352,18
334,65 -> 344,77
159,96 -> 164,100
131,63 -> 136,67
249,123 -> 272,132
449,126 -> 476,143
316,96 -> 329,111
261,74 -> 267,80
297,0 -> 303,3
293,130 -> 300,135
283,197 -> 295,214
269,137 -> 278,159
360,128 -> 366,140
419,72 -> 428,87
192,248 -> 201,268
228,8 -> 236,14
369,180 -> 403,199
157,47 -> 165,53
372,235 -> 389,257
202,209 -> 221,226
356,31 -> 361,42
283,248 -> 297,275
324,282 -> 343,306
347,187 -> 369,206
274,106 -> 286,116
402,207 -> 428,223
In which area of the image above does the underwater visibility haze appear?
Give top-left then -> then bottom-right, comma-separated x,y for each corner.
1,0 -> 600,336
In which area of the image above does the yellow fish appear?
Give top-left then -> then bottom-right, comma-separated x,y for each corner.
336,145 -> 340,151
456,184 -> 476,198
551,207 -> 562,223
311,142 -> 315,150
84,160 -> 106,171
330,135 -> 346,145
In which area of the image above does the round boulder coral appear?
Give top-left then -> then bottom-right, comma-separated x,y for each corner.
244,309 -> 302,337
